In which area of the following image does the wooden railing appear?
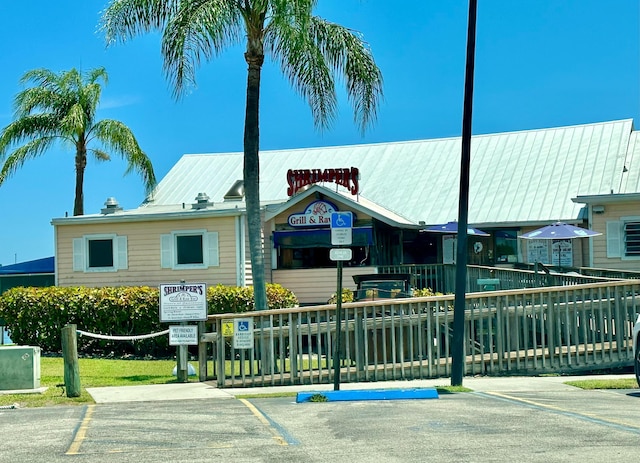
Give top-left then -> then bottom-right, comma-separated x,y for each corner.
198,279 -> 639,388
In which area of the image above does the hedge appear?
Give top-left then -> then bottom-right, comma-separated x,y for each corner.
0,284 -> 298,357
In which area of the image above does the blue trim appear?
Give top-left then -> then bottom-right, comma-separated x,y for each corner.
296,387 -> 439,402
273,227 -> 373,248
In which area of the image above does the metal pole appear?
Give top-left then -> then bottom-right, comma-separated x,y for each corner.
451,0 -> 478,387
333,260 -> 343,391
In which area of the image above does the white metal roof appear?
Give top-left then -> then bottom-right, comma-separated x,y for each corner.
69,119 -> 637,227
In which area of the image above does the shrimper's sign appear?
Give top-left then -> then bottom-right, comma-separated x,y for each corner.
287,167 -> 359,196
159,283 -> 207,322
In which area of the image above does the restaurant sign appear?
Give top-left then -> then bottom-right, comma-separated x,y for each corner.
287,167 -> 359,196
288,200 -> 338,227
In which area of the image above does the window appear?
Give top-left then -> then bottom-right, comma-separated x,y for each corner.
624,222 -> 640,256
607,218 -> 640,260
494,230 -> 518,263
73,235 -> 127,272
161,230 -> 219,269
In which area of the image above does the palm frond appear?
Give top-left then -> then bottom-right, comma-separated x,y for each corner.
161,0 -> 243,97
308,17 -> 383,133
92,119 -> 156,192
0,137 -> 56,185
100,0 -> 182,44
0,115 -> 63,156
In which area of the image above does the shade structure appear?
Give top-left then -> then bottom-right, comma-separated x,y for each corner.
519,222 -> 602,240
424,221 -> 490,237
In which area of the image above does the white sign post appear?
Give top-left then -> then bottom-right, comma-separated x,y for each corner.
330,211 -> 352,391
159,283 -> 208,382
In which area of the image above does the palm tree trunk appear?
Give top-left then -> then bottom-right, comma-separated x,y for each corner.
244,51 -> 268,311
73,148 -> 87,216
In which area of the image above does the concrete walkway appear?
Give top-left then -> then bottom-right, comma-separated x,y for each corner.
86,373 -> 636,403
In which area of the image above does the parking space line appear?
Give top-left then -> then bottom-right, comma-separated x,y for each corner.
239,399 -> 298,446
479,392 -> 640,435
66,404 -> 96,455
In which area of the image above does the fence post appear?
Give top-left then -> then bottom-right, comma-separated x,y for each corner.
198,321 -> 207,382
61,324 -> 81,397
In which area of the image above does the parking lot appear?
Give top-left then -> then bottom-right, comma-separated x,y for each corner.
1,379 -> 639,462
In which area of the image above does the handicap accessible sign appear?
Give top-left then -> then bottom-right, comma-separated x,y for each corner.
233,318 -> 254,349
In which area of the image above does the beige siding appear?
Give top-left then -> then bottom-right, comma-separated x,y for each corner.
273,266 -> 376,305
56,216 -> 238,288
591,202 -> 640,270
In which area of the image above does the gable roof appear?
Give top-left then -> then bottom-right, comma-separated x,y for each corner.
140,119 -> 633,227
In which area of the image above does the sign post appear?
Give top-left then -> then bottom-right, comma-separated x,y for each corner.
159,283 -> 207,382
330,212 -> 353,391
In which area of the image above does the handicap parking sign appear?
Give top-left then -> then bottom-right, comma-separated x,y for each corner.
233,318 -> 253,349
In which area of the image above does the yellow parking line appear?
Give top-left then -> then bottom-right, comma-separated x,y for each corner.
239,399 -> 288,446
484,391 -> 640,432
66,404 -> 96,455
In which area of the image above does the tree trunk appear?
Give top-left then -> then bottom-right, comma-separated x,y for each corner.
73,147 -> 87,216
243,50 -> 268,311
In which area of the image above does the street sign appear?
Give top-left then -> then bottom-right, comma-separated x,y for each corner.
330,248 -> 353,261
331,211 -> 353,245
169,325 -> 198,346
233,318 -> 254,349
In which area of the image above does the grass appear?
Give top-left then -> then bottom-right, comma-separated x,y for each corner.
0,357 -> 179,408
564,378 -> 639,390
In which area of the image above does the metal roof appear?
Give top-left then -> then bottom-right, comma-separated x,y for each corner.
83,119 -> 638,227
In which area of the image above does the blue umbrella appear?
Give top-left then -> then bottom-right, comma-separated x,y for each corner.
424,221 -> 490,236
519,222 -> 601,240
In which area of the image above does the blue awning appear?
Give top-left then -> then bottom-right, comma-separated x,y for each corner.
273,227 -> 373,248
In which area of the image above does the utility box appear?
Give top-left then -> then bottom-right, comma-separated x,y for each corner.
0,345 -> 41,390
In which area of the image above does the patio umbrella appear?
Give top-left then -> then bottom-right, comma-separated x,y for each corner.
424,221 -> 490,236
519,222 -> 602,240
518,222 -> 601,267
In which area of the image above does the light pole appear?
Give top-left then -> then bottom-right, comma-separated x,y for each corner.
451,0 -> 478,387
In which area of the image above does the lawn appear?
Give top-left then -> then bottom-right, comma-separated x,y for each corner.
0,357 -> 179,408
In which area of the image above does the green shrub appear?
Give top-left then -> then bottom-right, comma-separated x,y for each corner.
327,288 -> 354,304
0,283 -> 298,357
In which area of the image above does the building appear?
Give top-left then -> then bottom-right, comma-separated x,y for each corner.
52,119 -> 639,304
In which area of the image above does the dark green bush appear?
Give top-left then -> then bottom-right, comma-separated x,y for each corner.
0,284 -> 298,357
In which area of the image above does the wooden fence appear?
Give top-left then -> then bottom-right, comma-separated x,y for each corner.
198,279 -> 639,388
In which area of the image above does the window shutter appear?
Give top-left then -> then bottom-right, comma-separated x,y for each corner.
207,232 -> 219,267
73,238 -> 84,271
116,236 -> 128,270
606,221 -> 621,258
161,234 -> 173,268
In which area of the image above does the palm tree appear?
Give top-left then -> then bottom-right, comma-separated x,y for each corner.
101,0 -> 383,310
0,67 -> 156,216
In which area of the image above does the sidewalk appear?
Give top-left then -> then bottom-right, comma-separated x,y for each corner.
86,373 -> 636,403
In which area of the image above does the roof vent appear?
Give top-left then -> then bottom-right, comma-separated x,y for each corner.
192,192 -> 213,210
101,197 -> 122,214
224,180 -> 244,201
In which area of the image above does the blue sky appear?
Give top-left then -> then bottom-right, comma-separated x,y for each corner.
0,0 -> 638,266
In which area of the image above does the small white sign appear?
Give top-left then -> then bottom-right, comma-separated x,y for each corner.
330,248 -> 353,261
233,318 -> 254,349
159,283 -> 207,322
169,325 -> 198,346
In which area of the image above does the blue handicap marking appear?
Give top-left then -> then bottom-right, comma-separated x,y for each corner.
237,321 -> 250,331
331,211 -> 353,228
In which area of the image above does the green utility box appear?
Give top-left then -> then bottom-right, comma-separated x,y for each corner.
0,345 -> 41,390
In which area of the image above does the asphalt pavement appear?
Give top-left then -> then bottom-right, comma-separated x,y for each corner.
2,374 -> 639,463
85,373 -> 636,403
